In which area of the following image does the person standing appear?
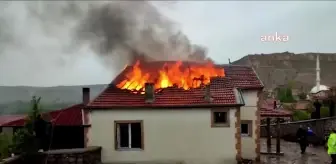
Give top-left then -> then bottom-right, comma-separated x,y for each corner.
314,99 -> 322,119
327,128 -> 336,164
296,126 -> 308,154
307,127 -> 314,147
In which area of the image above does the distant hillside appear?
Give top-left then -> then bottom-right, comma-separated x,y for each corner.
3,52 -> 336,114
0,84 -> 107,104
232,52 -> 336,92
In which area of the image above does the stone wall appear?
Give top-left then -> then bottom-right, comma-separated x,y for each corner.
260,117 -> 336,138
0,147 -> 101,164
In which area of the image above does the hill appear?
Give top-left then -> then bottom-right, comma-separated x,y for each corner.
0,84 -> 107,114
3,52 -> 336,114
232,52 -> 336,92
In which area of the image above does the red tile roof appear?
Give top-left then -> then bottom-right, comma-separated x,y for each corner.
1,104 -> 85,127
87,61 -> 263,109
260,99 -> 292,118
0,115 -> 25,126
260,108 -> 292,118
221,65 -> 264,89
260,98 -> 282,110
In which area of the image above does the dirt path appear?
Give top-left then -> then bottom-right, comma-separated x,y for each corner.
261,139 -> 330,164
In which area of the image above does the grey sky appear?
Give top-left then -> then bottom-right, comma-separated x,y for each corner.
0,1 -> 335,87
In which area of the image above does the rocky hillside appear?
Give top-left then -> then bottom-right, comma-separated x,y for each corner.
232,52 -> 336,92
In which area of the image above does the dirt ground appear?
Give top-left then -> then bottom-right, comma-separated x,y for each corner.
260,139 -> 330,164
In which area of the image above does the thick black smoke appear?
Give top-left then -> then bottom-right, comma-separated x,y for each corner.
73,1 -> 209,67
0,1 -> 209,86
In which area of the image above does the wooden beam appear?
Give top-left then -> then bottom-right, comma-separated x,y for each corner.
276,118 -> 281,153
266,118 -> 271,153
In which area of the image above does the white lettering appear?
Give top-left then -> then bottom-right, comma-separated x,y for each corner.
260,32 -> 289,42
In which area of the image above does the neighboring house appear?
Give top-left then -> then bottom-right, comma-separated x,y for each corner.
261,98 -> 281,110
260,98 -> 292,123
84,61 -> 264,164
0,90 -> 90,149
0,115 -> 24,134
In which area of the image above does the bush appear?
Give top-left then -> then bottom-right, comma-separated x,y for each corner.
0,133 -> 12,160
293,110 -> 310,121
11,128 -> 38,155
277,87 -> 296,103
10,96 -> 41,155
321,106 -> 330,118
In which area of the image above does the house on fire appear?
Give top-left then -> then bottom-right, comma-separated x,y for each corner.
84,61 -> 264,164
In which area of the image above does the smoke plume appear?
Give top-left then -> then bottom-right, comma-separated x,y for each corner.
0,1 -> 209,86
74,1 -> 210,69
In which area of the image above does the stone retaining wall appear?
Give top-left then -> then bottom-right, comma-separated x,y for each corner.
0,147 -> 101,164
260,117 -> 336,138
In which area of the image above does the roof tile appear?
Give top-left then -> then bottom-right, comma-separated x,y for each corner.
1,104 -> 84,127
87,61 -> 263,109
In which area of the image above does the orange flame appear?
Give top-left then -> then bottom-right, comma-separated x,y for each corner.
116,61 -> 225,92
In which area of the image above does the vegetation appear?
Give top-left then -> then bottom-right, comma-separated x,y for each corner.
10,96 -> 41,155
277,87 -> 296,103
321,106 -> 330,118
292,110 -> 310,121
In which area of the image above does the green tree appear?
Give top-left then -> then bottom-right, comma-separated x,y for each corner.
11,96 -> 41,155
277,87 -> 296,103
292,110 -> 310,121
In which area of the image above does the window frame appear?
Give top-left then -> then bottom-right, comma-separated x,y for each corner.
211,108 -> 230,127
114,120 -> 144,151
240,120 -> 253,137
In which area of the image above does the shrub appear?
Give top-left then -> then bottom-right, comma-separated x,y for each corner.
321,106 -> 330,118
277,87 -> 296,103
10,96 -> 41,155
293,110 -> 310,121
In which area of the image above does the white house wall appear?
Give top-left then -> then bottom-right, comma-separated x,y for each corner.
88,108 -> 237,164
240,90 -> 258,159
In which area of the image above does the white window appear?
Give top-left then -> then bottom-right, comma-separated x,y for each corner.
115,121 -> 143,150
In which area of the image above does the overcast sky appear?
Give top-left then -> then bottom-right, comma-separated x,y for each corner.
0,1 -> 336,87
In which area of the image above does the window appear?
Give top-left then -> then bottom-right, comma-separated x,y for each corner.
211,109 -> 230,127
241,120 -> 252,137
115,120 -> 144,150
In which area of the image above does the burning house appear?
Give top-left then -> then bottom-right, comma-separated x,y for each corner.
84,60 -> 263,164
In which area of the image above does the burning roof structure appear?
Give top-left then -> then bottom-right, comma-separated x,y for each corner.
87,61 -> 264,108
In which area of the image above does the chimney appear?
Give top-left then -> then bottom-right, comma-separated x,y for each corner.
82,87 -> 90,105
273,100 -> 277,110
204,85 -> 213,102
145,83 -> 155,103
